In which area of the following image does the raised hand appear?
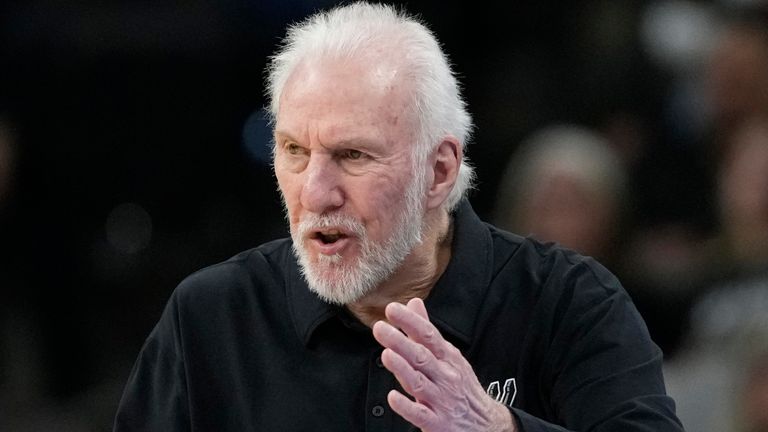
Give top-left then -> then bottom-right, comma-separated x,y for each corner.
372,298 -> 516,432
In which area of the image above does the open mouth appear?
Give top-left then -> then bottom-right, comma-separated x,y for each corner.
311,229 -> 348,245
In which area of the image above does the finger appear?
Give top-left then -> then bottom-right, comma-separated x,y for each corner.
372,320 -> 438,373
384,302 -> 450,360
381,347 -> 440,400
387,389 -> 437,429
407,297 -> 429,320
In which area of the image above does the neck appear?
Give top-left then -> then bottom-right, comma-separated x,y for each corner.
347,209 -> 453,327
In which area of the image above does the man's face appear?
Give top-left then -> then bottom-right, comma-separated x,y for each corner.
273,59 -> 426,304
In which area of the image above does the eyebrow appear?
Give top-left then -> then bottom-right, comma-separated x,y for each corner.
336,138 -> 384,150
273,130 -> 384,151
273,130 -> 298,143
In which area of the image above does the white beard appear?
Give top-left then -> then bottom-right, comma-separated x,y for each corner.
289,172 -> 427,305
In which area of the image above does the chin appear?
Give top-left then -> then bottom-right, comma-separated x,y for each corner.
301,256 -> 384,305
306,274 -> 375,305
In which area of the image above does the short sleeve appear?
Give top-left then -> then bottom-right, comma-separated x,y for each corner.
113,290 -> 190,432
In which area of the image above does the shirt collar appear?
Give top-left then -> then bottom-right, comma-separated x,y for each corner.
424,199 -> 493,347
286,255 -> 340,346
286,199 -> 494,348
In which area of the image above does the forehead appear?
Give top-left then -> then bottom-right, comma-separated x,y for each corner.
275,57 -> 417,145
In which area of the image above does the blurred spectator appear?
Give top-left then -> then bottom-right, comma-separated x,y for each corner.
665,273 -> 768,432
712,116 -> 768,274
492,124 -> 628,264
665,115 -> 768,432
706,11 -> 768,141
742,346 -> 768,432
662,12 -> 768,420
617,4 -> 768,358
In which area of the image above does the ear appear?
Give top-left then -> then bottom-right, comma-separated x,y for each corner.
426,136 -> 462,210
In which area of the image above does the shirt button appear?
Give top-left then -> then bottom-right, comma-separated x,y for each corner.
375,356 -> 384,368
372,405 -> 385,417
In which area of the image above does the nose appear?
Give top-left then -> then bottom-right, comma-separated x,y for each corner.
299,155 -> 345,214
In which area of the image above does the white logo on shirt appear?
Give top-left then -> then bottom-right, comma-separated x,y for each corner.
486,378 -> 517,407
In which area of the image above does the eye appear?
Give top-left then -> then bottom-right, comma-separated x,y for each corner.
286,143 -> 303,155
343,149 -> 364,160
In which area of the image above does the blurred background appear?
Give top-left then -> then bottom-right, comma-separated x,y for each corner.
1,0 -> 767,430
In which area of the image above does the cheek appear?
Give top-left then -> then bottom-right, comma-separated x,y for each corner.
373,172 -> 411,204
374,184 -> 405,207
355,174 -> 413,231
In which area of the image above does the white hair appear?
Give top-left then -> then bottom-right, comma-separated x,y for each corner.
266,1 -> 475,211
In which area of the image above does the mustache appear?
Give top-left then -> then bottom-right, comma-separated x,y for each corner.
296,213 -> 367,239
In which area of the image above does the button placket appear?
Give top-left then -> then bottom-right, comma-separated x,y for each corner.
365,349 -> 393,431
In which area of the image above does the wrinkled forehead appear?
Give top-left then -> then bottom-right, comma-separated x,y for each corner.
286,52 -> 413,103
276,55 -> 419,139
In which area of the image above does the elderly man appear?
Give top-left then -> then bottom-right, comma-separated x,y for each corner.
114,3 -> 684,431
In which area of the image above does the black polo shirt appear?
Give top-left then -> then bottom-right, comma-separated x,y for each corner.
114,200 -> 683,431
